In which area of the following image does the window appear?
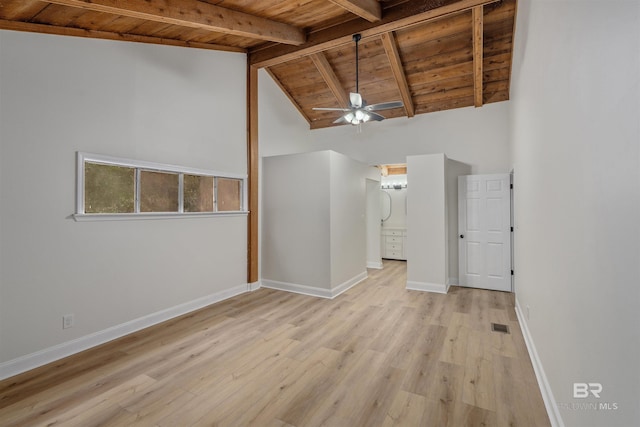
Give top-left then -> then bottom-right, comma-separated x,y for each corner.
84,162 -> 135,213
184,174 -> 214,212
140,170 -> 179,213
75,152 -> 247,220
217,177 -> 242,211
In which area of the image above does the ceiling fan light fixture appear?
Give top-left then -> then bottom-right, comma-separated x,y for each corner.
344,112 -> 355,123
345,109 -> 371,125
312,33 -> 403,127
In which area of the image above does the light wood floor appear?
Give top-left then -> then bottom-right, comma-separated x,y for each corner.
0,261 -> 550,427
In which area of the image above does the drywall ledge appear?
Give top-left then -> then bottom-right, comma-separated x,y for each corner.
0,283 -> 254,381
515,298 -> 564,427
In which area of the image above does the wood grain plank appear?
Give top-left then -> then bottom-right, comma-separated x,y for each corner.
439,312 -> 471,366
381,31 -> 415,117
0,19 -> 246,52
462,332 -> 496,411
249,0 -> 500,68
0,1 -> 49,21
309,52 -> 351,108
382,390 -> 427,426
329,0 -> 382,22
46,0 -> 306,45
472,5 -> 484,107
0,262 -> 549,427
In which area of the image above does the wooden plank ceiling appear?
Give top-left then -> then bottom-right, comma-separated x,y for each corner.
0,0 -> 516,129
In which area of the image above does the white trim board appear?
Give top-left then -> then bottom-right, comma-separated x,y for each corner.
367,261 -> 384,269
0,283 -> 255,381
248,280 -> 262,292
262,271 -> 368,299
406,280 -> 450,294
515,298 -> 564,427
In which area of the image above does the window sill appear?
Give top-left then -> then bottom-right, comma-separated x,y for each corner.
73,211 -> 248,222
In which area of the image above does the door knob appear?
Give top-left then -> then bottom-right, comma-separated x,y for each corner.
460,234 -> 464,238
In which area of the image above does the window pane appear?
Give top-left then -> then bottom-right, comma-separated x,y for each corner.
217,178 -> 242,211
84,162 -> 135,213
140,170 -> 179,212
184,175 -> 214,212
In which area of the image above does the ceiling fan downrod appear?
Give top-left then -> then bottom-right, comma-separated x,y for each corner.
353,33 -> 361,94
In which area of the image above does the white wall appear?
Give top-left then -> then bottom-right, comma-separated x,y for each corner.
365,179 -> 382,269
329,151 -> 367,287
308,103 -> 510,172
406,154 -> 448,293
509,1 -> 640,426
0,31 -> 248,369
262,151 -> 368,293
262,151 -> 331,288
258,72 -> 511,288
258,69 -> 312,158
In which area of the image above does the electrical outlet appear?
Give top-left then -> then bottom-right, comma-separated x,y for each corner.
63,314 -> 74,329
526,305 -> 530,321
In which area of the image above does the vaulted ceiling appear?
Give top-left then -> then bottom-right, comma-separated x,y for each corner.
0,0 -> 516,129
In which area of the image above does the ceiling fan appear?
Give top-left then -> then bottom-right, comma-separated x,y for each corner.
312,34 -> 404,126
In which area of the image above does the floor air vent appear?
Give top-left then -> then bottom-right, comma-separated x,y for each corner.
491,323 -> 510,334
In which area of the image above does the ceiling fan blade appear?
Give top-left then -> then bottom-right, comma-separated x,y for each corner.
350,92 -> 363,108
333,116 -> 350,124
365,101 -> 404,111
366,111 -> 386,121
313,107 -> 351,112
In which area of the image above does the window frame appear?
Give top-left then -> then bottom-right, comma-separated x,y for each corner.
75,152 -> 248,221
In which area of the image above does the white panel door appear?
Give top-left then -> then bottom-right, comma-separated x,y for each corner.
458,174 -> 511,292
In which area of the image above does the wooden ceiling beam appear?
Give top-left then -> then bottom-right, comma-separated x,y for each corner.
309,53 -> 351,108
380,32 -> 415,118
472,5 -> 484,107
329,0 -> 382,22
249,0 -> 499,68
44,0 -> 306,45
0,19 -> 246,53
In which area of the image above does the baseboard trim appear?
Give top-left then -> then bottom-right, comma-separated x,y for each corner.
406,280 -> 449,294
248,280 -> 262,292
262,271 -> 368,300
367,261 -> 383,269
331,271 -> 368,298
0,283 -> 249,381
448,277 -> 459,286
261,279 -> 332,298
515,298 -> 564,427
